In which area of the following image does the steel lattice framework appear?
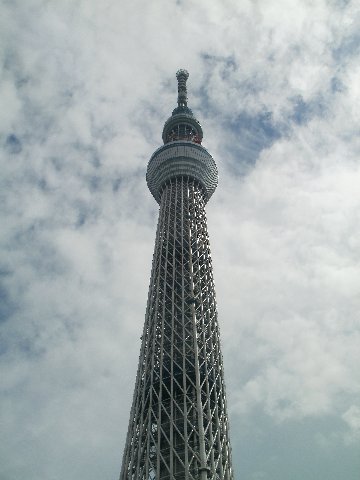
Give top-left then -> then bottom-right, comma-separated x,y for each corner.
120,70 -> 233,480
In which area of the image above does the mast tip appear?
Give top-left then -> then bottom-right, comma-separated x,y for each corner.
176,69 -> 189,79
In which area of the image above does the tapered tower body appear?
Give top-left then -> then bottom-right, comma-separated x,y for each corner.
120,70 -> 233,480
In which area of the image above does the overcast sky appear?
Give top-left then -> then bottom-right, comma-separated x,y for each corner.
1,1 -> 360,479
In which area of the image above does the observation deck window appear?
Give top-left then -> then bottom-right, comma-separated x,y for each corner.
166,124 -> 201,144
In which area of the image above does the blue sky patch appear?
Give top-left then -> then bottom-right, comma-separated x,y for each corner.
332,32 -> 360,62
0,283 -> 16,324
5,134 -> 22,154
222,111 -> 283,175
290,95 -> 327,125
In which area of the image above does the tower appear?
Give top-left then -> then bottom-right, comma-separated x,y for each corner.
120,70 -> 233,480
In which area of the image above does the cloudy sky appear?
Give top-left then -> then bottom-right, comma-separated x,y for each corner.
1,0 -> 360,479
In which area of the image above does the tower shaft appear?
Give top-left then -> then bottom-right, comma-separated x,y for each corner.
120,71 -> 233,480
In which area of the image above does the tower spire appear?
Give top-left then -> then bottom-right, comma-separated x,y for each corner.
176,69 -> 189,107
162,70 -> 204,145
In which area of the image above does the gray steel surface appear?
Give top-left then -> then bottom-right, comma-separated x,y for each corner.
146,142 -> 218,204
120,71 -> 233,480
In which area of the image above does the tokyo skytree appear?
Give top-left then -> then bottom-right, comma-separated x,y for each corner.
120,70 -> 233,480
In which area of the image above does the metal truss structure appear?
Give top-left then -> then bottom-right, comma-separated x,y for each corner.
120,70 -> 233,480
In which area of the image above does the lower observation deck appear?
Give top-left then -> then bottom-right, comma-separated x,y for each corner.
146,141 -> 218,204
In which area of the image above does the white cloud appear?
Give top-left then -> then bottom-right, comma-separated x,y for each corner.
343,405 -> 360,444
